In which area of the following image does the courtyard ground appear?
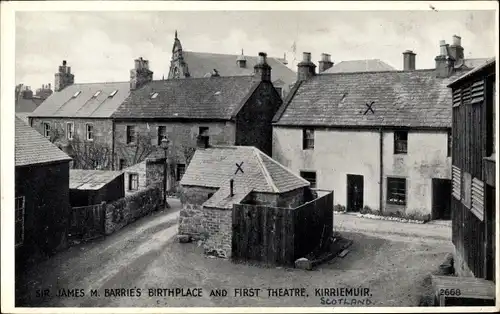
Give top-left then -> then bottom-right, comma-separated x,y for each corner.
15,200 -> 453,308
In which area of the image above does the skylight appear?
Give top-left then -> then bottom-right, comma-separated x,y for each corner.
72,91 -> 81,98
93,90 -> 101,98
109,90 -> 118,97
151,92 -> 159,99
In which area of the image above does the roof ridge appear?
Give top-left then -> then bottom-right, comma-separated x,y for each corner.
185,50 -> 286,61
258,151 -> 310,185
152,75 -> 254,82
319,68 -> 437,76
70,81 -> 131,86
253,148 -> 279,193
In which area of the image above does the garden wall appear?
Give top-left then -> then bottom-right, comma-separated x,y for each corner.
104,185 -> 162,235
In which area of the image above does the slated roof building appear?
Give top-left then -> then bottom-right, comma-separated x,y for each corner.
322,59 -> 396,74
70,169 -> 124,190
15,116 -> 72,167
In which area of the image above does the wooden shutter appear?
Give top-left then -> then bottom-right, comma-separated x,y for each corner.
462,172 -> 472,209
471,178 -> 485,221
452,165 -> 461,200
462,85 -> 472,104
471,79 -> 485,104
452,88 -> 462,107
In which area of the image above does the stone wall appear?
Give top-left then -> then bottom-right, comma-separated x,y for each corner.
202,207 -> 233,258
276,188 -> 305,208
104,185 -> 162,235
178,186 -> 217,238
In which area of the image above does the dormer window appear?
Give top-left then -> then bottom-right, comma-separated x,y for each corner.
72,91 -> 81,98
92,90 -> 101,98
109,90 -> 118,97
151,92 -> 159,99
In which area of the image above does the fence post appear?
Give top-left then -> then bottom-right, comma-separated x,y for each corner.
101,201 -> 107,235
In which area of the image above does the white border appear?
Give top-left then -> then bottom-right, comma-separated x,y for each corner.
1,1 -> 499,313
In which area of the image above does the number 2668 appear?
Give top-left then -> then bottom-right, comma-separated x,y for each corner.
440,289 -> 461,296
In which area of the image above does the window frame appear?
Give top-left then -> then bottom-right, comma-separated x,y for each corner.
43,122 -> 51,137
126,125 -> 136,145
302,128 -> 315,150
300,170 -> 317,189
15,196 -> 25,247
66,122 -> 74,140
176,164 -> 186,181
128,173 -> 139,191
85,123 -> 94,141
394,130 -> 408,154
157,125 -> 167,146
386,177 -> 407,206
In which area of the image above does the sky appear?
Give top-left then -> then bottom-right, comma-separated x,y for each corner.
15,9 -> 496,89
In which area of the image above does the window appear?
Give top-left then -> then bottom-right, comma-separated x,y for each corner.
126,125 -> 136,144
109,90 -> 118,97
275,87 -> 283,98
129,173 -> 139,191
157,126 -> 167,145
92,90 -> 101,98
447,129 -> 452,157
66,122 -> 74,140
300,171 -> 317,188
43,122 -> 50,137
302,128 -> 314,150
15,196 -> 25,247
394,131 -> 408,154
198,126 -> 209,146
387,177 -> 406,205
86,124 -> 94,141
72,91 -> 81,98
119,159 -> 126,170
176,164 -> 186,181
151,92 -> 159,99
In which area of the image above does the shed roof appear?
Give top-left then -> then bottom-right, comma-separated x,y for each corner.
15,117 -> 72,167
448,58 -> 495,87
274,69 -> 467,128
182,51 -> 296,87
30,82 -> 130,118
70,169 -> 123,190
112,76 -> 258,120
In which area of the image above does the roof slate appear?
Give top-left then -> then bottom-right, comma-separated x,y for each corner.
449,58 -> 495,87
180,146 -> 309,194
183,51 -> 296,86
30,82 -> 130,118
15,98 -> 39,113
112,76 -> 258,120
274,69 -> 466,128
70,169 -> 123,190
323,59 -> 396,74
15,117 -> 72,167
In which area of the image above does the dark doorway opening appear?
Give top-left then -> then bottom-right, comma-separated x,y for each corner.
432,178 -> 452,220
347,174 -> 364,212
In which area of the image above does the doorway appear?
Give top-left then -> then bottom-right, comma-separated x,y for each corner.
432,178 -> 451,220
347,174 -> 364,212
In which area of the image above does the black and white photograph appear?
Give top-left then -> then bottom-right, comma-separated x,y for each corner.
1,1 -> 498,312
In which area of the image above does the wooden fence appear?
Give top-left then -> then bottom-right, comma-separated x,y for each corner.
68,202 -> 106,241
232,191 -> 334,266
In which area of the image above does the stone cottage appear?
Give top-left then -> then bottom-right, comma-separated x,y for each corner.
272,35 -> 492,220
15,117 -> 72,269
167,31 -> 296,98
178,145 -> 311,258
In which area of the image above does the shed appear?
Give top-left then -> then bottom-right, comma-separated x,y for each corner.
69,170 -> 125,207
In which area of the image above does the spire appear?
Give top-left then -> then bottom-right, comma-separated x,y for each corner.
175,30 -> 178,39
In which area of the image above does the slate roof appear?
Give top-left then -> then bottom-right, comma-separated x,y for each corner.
15,117 -> 72,167
70,169 -> 123,190
449,58 -> 496,87
112,76 -> 258,120
322,59 -> 396,74
182,51 -> 296,87
180,145 -> 309,195
15,97 -> 42,113
274,69 -> 467,128
30,82 -> 130,118
458,58 -> 492,70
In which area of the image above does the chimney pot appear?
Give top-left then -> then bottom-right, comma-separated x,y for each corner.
452,35 -> 461,46
253,52 -> 271,82
403,50 -> 416,71
258,52 -> 267,64
303,52 -> 312,62
62,60 -> 67,66
439,40 -> 448,56
297,52 -> 316,80
318,53 -> 334,73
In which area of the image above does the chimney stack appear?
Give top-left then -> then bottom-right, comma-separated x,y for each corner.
236,49 -> 247,68
130,57 -> 153,90
54,60 -> 75,92
297,52 -> 316,81
230,179 -> 234,197
318,53 -> 334,73
402,50 -> 416,71
448,34 -> 464,64
253,52 -> 271,82
435,40 -> 455,78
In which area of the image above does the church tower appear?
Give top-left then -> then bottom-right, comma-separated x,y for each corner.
167,30 -> 190,79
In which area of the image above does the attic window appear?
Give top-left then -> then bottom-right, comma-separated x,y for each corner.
72,91 -> 81,98
214,91 -> 221,95
109,90 -> 118,97
93,91 -> 101,98
151,92 -> 159,99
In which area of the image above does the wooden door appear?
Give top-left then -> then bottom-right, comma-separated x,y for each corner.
347,174 -> 364,212
432,178 -> 452,220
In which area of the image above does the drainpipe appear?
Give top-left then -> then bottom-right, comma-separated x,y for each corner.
379,128 -> 384,213
111,120 -> 115,170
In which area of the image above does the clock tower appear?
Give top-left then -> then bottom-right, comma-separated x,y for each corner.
168,30 -> 190,79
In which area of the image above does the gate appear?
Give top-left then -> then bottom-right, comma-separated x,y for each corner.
68,202 -> 106,241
